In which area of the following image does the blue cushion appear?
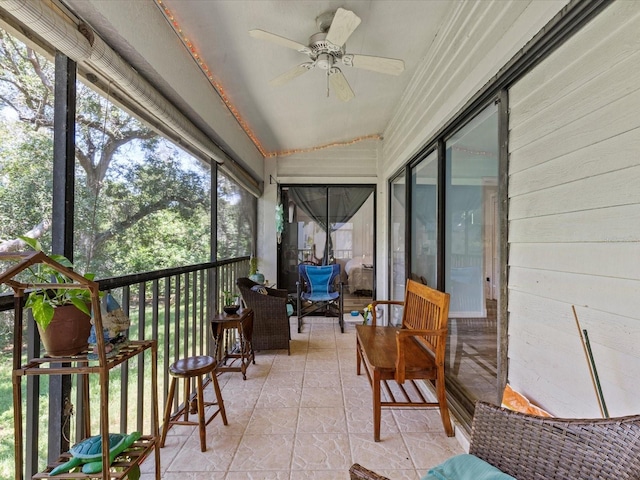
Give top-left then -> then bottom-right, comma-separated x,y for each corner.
286,304 -> 294,316
421,454 -> 515,480
251,285 -> 268,295
299,264 -> 340,297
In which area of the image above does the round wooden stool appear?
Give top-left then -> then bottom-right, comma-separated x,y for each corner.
159,355 -> 227,452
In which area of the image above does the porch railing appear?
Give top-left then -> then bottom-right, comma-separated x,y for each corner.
1,255 -> 249,478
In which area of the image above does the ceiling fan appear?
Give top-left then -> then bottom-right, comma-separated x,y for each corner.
249,7 -> 405,102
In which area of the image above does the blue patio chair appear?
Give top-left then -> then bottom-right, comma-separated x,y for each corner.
296,264 -> 344,333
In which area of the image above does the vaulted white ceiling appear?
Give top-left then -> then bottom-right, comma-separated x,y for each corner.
62,0 -> 456,162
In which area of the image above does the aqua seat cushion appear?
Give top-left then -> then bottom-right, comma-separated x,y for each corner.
421,454 -> 516,480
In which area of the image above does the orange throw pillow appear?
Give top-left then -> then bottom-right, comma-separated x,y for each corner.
501,384 -> 552,417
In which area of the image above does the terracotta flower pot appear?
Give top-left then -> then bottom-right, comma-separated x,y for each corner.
37,304 -> 92,357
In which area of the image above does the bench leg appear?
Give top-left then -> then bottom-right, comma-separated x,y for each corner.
436,373 -> 454,437
373,370 -> 381,442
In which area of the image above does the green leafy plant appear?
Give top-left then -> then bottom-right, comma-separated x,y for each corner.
249,256 -> 258,276
222,290 -> 238,306
19,236 -> 96,331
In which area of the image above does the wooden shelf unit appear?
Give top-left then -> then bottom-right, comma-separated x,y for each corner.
14,340 -> 155,376
0,251 -> 160,480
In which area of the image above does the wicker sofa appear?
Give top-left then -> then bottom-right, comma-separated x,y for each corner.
237,277 -> 291,354
350,401 -> 640,480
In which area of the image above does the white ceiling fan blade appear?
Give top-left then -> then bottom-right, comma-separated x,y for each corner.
325,8 -> 361,47
249,29 -> 311,55
269,63 -> 313,87
328,67 -> 355,102
342,54 -> 405,76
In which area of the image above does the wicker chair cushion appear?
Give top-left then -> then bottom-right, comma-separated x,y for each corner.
251,285 -> 268,295
422,454 -> 515,480
250,284 -> 293,316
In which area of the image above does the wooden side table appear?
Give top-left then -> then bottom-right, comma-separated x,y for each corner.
210,308 -> 255,379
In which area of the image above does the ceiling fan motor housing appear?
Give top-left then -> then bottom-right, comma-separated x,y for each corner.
309,31 -> 343,58
316,10 -> 336,33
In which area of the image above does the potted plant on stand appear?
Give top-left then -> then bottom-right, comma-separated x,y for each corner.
222,290 -> 240,315
19,237 -> 96,357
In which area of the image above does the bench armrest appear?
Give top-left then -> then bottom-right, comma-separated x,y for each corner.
369,300 -> 404,325
395,327 -> 446,383
372,300 -> 404,307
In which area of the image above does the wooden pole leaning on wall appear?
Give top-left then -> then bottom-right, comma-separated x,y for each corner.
572,305 -> 608,418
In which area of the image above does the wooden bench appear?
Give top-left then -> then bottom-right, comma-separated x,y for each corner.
355,280 -> 453,441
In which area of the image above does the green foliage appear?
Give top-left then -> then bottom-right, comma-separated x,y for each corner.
73,149 -> 211,277
0,312 -> 13,346
0,121 -> 53,243
18,236 -> 94,330
0,27 -> 213,279
216,173 -> 256,260
249,256 -> 258,275
222,290 -> 238,306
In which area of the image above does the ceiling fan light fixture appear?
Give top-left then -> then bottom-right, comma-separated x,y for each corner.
316,53 -> 333,70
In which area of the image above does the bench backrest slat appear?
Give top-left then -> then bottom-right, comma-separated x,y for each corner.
401,280 -> 450,366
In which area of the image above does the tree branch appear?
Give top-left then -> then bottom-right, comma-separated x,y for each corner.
26,47 -> 53,93
0,219 -> 51,252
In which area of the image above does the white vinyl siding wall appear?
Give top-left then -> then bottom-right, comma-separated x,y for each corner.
507,1 -> 640,418
382,0 -> 568,178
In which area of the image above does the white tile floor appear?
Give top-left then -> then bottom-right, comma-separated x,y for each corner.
142,316 -> 463,479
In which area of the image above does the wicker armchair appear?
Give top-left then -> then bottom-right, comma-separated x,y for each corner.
237,277 -> 291,354
350,401 -> 640,480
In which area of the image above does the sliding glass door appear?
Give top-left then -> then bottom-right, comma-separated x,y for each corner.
390,174 -> 406,326
444,103 -> 499,410
393,101 -> 502,421
278,186 -> 375,312
410,151 -> 438,288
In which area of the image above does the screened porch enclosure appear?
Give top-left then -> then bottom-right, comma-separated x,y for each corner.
3,0 -> 639,477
